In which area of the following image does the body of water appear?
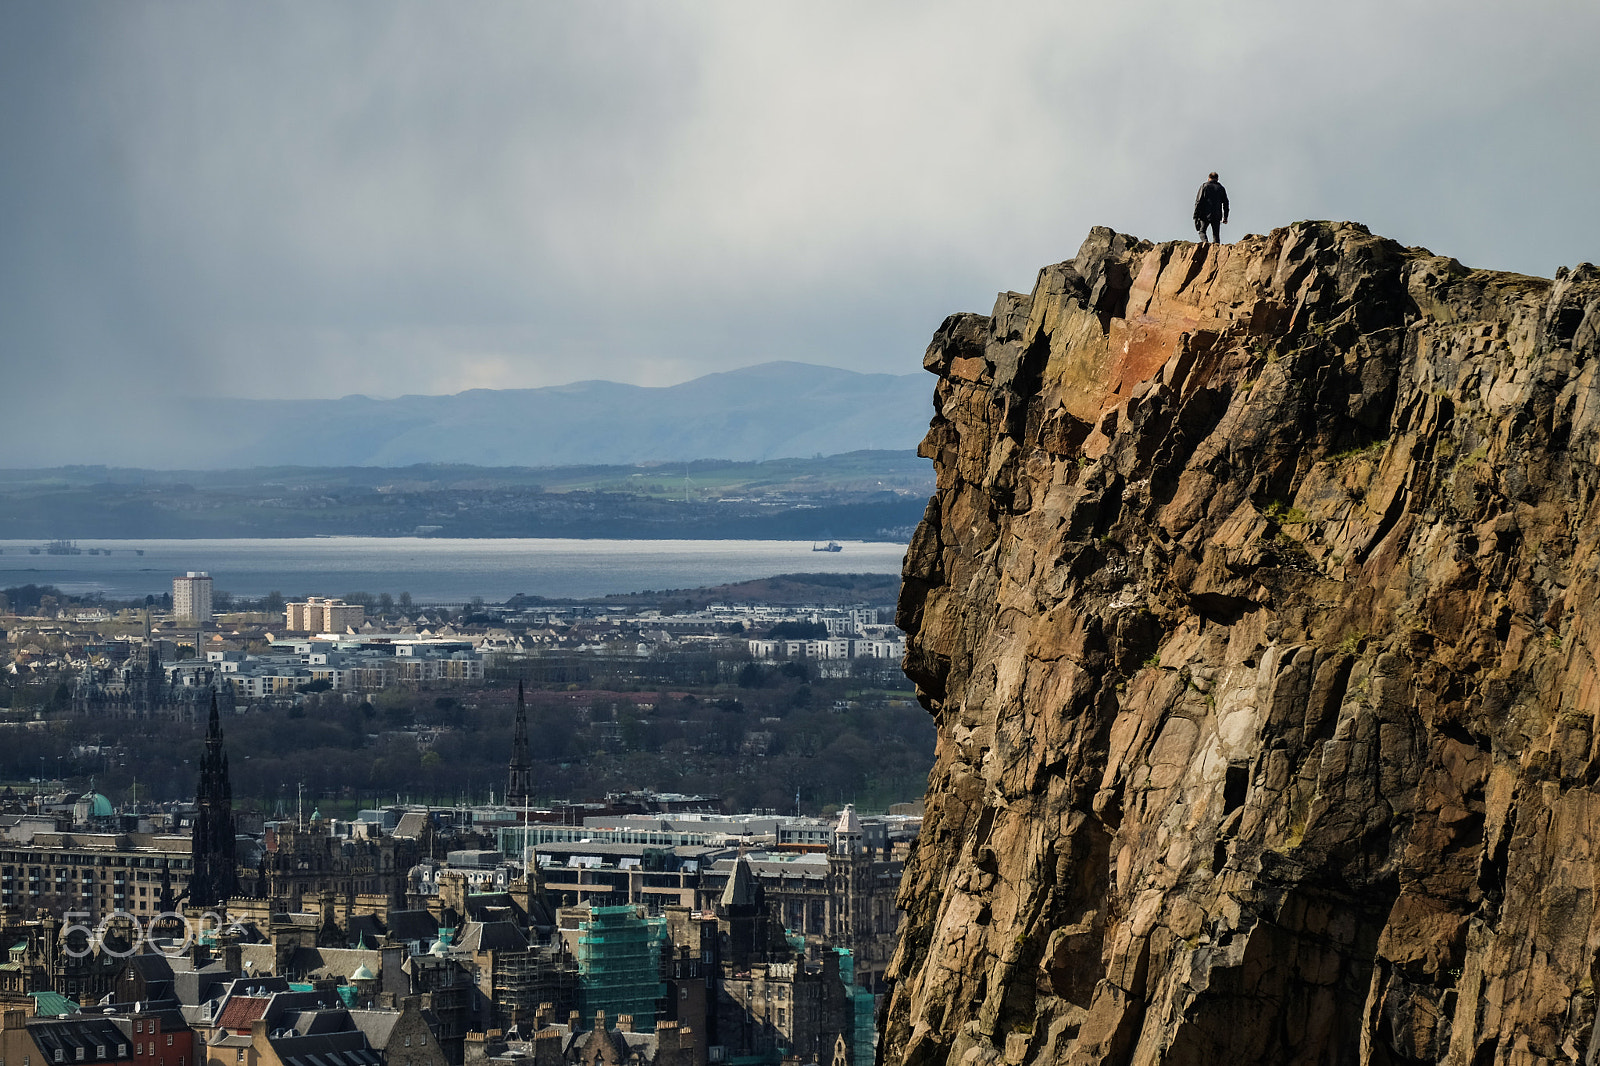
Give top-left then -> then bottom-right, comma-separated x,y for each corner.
0,538 -> 908,603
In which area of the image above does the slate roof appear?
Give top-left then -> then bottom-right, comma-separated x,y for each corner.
455,921 -> 528,954
97,1001 -> 189,1035
385,910 -> 440,942
286,1010 -> 353,1037
269,1029 -> 382,1066
345,915 -> 384,950
171,961 -> 237,1009
568,1029 -> 658,1062
721,856 -> 758,907
273,913 -> 322,930
118,953 -> 177,1002
709,854 -> 829,883
306,948 -> 383,982
392,813 -> 429,840
126,955 -> 176,982
238,946 -> 382,984
27,1019 -> 132,1064
346,1011 -> 400,1050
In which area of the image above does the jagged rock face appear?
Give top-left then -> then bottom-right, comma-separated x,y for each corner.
886,222 -> 1600,1066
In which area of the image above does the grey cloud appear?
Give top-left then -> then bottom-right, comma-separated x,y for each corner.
2,1 -> 1597,464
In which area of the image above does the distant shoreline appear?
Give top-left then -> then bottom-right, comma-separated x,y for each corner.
0,538 -> 909,604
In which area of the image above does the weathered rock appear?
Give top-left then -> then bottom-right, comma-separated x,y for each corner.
885,222 -> 1600,1065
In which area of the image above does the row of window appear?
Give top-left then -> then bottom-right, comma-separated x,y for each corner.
1,876 -> 183,886
3,1040 -> 184,1064
0,855 -> 191,869
50,1044 -> 127,1061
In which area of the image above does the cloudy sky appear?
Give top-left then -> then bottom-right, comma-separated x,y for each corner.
3,2 -> 1597,462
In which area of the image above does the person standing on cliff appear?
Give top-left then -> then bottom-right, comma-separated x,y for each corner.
1194,172 -> 1229,244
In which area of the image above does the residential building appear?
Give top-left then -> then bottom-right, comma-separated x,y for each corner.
349,1001 -> 447,1066
0,1012 -> 135,1066
744,637 -> 904,662
0,834 -> 194,924
284,600 -> 365,635
173,575 -> 213,628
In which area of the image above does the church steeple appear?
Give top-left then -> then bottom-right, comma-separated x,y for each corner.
507,680 -> 532,806
189,690 -> 237,908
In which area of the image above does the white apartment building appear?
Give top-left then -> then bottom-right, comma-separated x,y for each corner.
172,571 -> 213,626
285,596 -> 366,633
746,636 -> 905,661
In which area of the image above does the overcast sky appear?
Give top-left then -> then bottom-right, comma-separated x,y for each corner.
3,2 -> 1598,461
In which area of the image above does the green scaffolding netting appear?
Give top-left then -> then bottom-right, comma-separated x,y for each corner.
576,905 -> 667,1032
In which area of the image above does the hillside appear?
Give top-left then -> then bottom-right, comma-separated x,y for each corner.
0,451 -> 931,540
94,361 -> 932,469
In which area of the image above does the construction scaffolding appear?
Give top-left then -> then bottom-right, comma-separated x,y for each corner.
494,949 -> 538,1032
576,904 -> 667,1032
837,948 -> 877,1066
495,942 -> 580,1033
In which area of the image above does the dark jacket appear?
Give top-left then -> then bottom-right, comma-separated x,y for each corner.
1194,179 -> 1229,221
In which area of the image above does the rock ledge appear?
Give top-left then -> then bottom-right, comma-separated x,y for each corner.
887,222 -> 1600,1065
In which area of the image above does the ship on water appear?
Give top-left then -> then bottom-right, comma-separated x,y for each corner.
45,539 -> 82,555
812,540 -> 843,552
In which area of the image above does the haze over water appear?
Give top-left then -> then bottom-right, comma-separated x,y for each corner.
0,538 -> 907,604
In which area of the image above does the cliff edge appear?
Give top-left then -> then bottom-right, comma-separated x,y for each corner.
887,222 -> 1600,1065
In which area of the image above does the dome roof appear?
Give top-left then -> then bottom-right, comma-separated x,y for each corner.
350,963 -> 375,981
81,792 -> 113,818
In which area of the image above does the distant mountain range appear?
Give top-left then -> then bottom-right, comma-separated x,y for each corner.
153,362 -> 932,469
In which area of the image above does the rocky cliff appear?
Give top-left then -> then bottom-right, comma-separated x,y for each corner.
886,222 -> 1600,1065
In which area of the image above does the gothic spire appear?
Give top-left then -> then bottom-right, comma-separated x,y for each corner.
507,680 -> 532,806
190,690 -> 237,908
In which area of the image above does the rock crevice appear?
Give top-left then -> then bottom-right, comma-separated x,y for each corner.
887,222 -> 1600,1065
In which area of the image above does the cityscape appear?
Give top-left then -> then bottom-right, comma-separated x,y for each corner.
0,566 -> 922,1066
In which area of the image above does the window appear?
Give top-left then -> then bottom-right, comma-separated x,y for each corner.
419,1038 -> 425,1047
135,1048 -> 141,1057
135,1024 -> 142,1035
165,1040 -> 171,1048
236,1053 -> 244,1064
403,1039 -> 409,1048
